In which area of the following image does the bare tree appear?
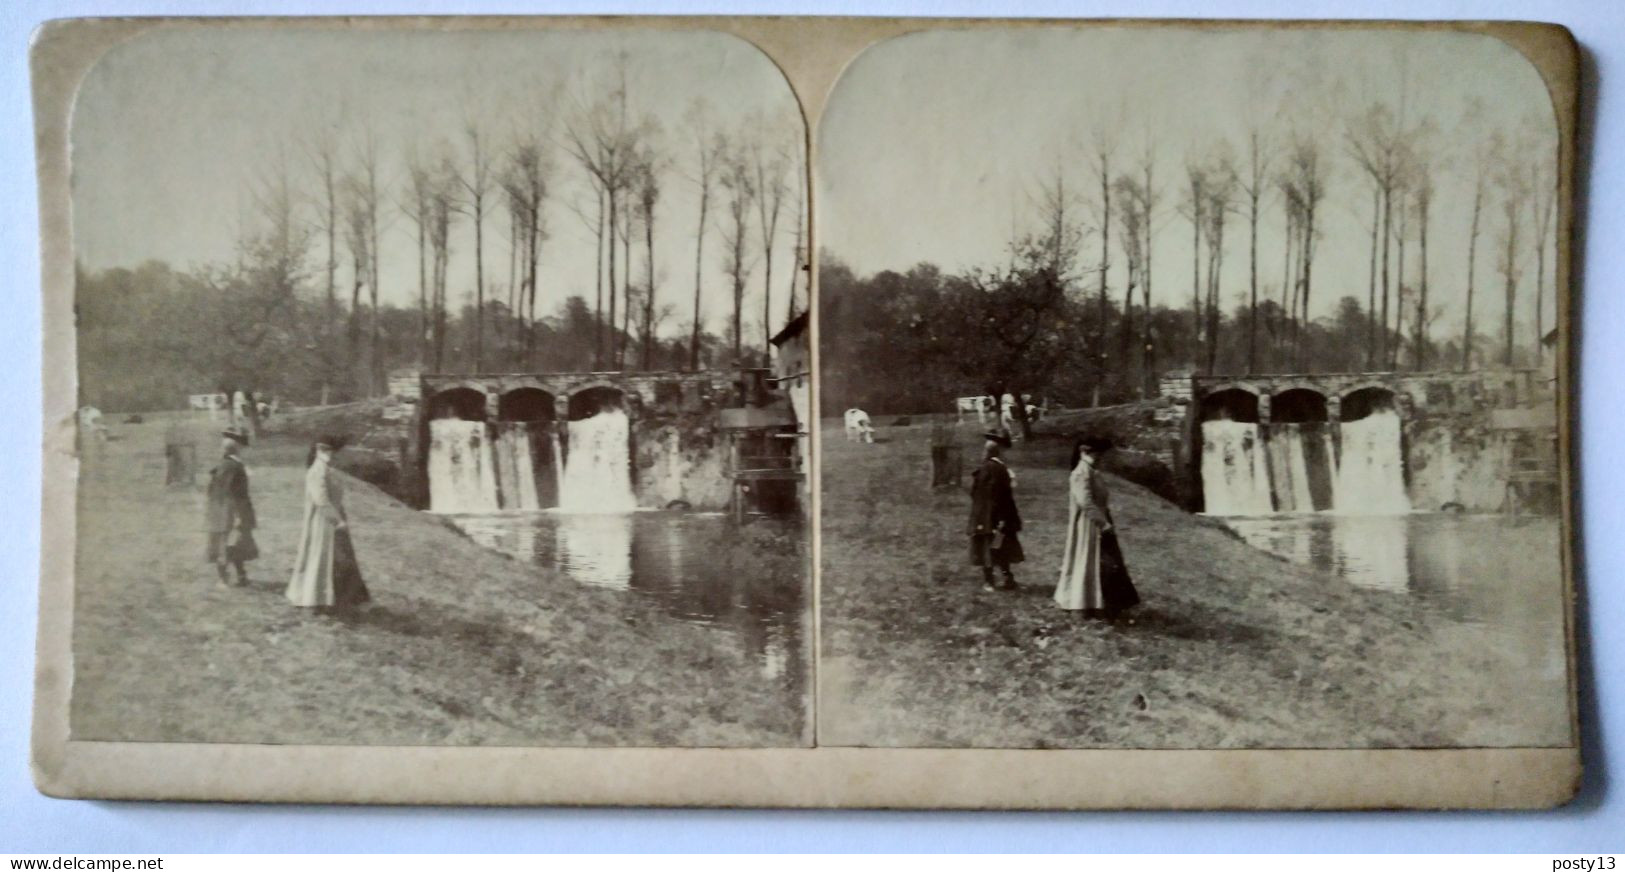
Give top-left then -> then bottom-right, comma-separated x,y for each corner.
427,156 -> 458,373
1347,100 -> 1411,368
718,136 -> 755,362
1529,139 -> 1557,367
1084,122 -> 1119,404
563,58 -> 645,370
752,127 -> 790,360
1493,132 -> 1532,367
1134,137 -> 1159,390
339,171 -> 370,394
1410,150 -> 1436,369
1283,132 -> 1327,369
1179,156 -> 1210,367
1200,151 -> 1238,375
455,116 -> 494,372
1238,126 -> 1277,373
300,116 -> 343,402
685,101 -> 723,370
1113,174 -> 1148,388
401,148 -> 435,369
634,146 -> 664,371
501,130 -> 550,367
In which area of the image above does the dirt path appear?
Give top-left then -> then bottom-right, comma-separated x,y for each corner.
70,415 -> 808,747
817,419 -> 1564,749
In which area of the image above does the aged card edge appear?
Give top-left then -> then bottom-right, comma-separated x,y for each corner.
30,15 -> 1583,809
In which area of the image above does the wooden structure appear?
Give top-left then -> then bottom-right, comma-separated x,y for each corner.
720,399 -> 803,524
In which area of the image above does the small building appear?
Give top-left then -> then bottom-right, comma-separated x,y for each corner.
720,368 -> 803,523
769,311 -> 811,495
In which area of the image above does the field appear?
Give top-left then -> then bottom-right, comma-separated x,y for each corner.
70,413 -> 808,747
817,416 -> 1565,748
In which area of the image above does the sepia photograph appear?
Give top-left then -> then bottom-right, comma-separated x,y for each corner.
63,22 -> 813,748
817,25 -> 1575,750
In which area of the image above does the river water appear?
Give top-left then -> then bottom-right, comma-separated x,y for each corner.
449,511 -> 805,683
1224,512 -> 1571,741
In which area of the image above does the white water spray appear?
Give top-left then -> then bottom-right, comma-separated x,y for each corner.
559,408 -> 637,513
1200,420 -> 1274,515
1333,409 -> 1411,515
428,419 -> 500,513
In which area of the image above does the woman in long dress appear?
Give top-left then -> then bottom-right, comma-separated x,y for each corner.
1055,435 -> 1140,617
286,438 -> 370,609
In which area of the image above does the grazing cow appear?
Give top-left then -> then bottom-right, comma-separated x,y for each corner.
843,408 -> 875,443
78,406 -> 108,442
955,395 -> 994,423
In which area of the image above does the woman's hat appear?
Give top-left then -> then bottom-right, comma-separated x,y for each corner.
1080,434 -> 1114,453
221,427 -> 250,445
314,434 -> 347,450
983,431 -> 1013,448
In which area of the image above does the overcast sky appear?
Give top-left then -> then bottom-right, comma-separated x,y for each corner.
817,26 -> 1561,343
71,24 -> 806,341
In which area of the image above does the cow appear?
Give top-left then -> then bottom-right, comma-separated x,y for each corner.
955,395 -> 994,423
78,406 -> 108,442
843,408 -> 875,443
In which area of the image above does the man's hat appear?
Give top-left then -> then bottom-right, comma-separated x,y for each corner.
221,427 -> 250,445
983,431 -> 1013,448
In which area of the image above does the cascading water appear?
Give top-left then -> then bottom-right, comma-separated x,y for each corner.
1200,420 -> 1274,515
1333,408 -> 1411,515
493,421 -> 542,511
428,418 -> 501,513
1266,423 -> 1314,513
559,408 -> 637,513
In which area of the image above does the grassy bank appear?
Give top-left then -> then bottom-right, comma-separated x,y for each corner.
818,417 -> 1563,749
71,414 -> 808,747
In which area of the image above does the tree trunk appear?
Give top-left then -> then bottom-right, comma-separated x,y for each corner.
643,207 -> 656,371
1415,199 -> 1431,369
1191,209 -> 1202,370
1379,185 -> 1392,369
620,227 -> 633,370
1464,186 -> 1482,371
473,194 -> 485,372
1247,191 -> 1259,374
692,185 -> 708,371
595,186 -> 606,370
607,190 -> 619,370
1366,185 -> 1379,369
1095,164 -> 1110,406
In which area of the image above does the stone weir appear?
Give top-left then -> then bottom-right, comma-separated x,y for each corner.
1167,369 -> 1558,514
410,371 -> 740,512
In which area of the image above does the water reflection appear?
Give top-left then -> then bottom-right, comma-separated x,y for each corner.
449,511 -> 804,682
1224,513 -> 1570,722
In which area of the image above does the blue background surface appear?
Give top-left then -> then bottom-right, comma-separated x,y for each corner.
2,0 -> 1619,852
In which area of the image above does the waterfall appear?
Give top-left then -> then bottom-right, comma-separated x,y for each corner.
1266,423 -> 1314,513
559,408 -> 637,513
427,419 -> 501,513
1333,409 -> 1411,514
493,422 -> 542,511
1201,420 -> 1274,515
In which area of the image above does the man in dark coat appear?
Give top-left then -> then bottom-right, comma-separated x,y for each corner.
205,428 -> 258,587
967,430 -> 1024,591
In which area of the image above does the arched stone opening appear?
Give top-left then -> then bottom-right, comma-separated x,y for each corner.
1271,388 -> 1329,424
1342,386 -> 1399,422
568,386 -> 626,421
498,387 -> 557,422
427,387 -> 487,421
1198,387 -> 1260,423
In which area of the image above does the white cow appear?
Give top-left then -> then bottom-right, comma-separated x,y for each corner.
78,405 -> 108,442
843,408 -> 875,443
955,395 -> 994,423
